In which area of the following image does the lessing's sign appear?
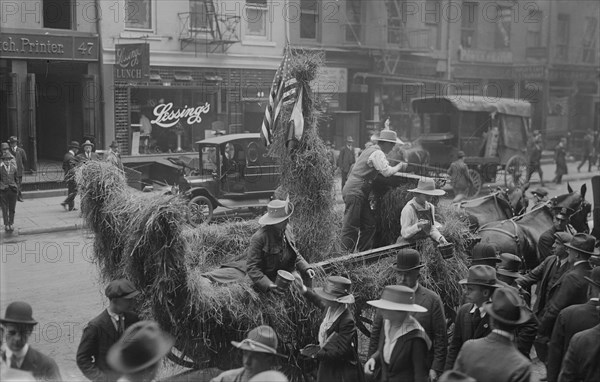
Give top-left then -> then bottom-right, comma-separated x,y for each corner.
114,43 -> 150,82
151,102 -> 211,128
0,32 -> 98,61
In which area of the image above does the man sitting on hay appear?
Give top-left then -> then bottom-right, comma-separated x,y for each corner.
398,177 -> 449,246
246,199 -> 316,294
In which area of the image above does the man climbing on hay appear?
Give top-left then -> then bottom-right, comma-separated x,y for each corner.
398,177 -> 449,246
341,129 -> 407,252
246,199 -> 315,294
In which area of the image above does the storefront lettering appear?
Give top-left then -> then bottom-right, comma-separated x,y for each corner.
115,68 -> 143,79
0,36 -> 64,54
116,46 -> 142,68
152,102 -> 211,128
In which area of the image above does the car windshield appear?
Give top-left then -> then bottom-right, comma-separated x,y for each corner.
200,145 -> 219,173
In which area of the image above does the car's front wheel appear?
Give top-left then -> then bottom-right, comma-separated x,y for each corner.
187,195 -> 214,226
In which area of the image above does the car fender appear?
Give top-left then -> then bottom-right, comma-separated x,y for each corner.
186,188 -> 223,208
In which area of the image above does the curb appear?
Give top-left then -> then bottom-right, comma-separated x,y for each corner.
11,223 -> 85,237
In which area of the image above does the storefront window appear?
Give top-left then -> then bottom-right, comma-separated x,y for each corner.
129,87 -> 217,154
126,0 -> 152,30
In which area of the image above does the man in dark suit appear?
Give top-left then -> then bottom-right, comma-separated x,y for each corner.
538,233 -> 596,337
559,322 -> 600,382
367,249 -> 447,380
454,287 -> 532,382
0,301 -> 61,381
8,136 -> 27,202
61,141 -> 80,211
76,141 -> 99,163
445,265 -> 502,370
76,279 -> 140,382
546,267 -> 600,382
516,232 -> 572,362
336,136 -> 355,189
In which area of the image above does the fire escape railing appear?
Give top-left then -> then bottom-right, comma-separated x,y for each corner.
178,7 -> 240,54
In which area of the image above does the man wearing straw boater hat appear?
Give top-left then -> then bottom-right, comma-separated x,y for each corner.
106,320 -> 174,382
61,140 -> 81,211
454,287 -> 533,382
210,325 -> 285,382
77,140 -> 99,162
246,199 -> 315,294
336,136 -> 356,189
0,301 -> 61,381
445,265 -> 502,370
368,249 -> 447,381
77,279 -> 140,382
538,233 -> 596,340
398,177 -> 449,246
546,267 -> 600,382
364,285 -> 431,381
537,206 -> 576,261
340,129 -> 408,252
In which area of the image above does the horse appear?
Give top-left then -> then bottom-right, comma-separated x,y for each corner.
476,184 -> 589,271
550,183 -> 591,234
455,186 -> 529,231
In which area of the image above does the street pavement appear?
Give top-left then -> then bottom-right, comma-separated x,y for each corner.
1,159 -> 597,240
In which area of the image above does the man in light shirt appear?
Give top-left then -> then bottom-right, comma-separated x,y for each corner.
398,177 -> 449,245
340,129 -> 407,252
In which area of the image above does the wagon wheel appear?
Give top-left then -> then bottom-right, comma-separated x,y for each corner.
504,155 -> 528,188
467,169 -> 482,198
187,196 -> 214,226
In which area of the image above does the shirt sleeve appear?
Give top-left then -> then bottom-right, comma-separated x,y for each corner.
401,202 -> 421,239
368,150 -> 397,177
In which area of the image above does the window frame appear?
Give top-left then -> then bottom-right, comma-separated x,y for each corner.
556,13 -> 570,60
581,16 -> 597,64
526,9 -> 543,48
189,0 -> 211,32
300,0 -> 321,41
243,0 -> 271,41
344,0 -> 363,44
124,0 -> 155,32
460,2 -> 478,48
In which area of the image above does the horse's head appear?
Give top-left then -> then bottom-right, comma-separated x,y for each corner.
551,183 -> 590,233
497,184 -> 529,216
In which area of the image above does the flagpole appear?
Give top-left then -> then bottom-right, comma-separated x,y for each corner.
284,0 -> 290,48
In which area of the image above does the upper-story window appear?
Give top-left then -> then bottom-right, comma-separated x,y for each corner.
556,13 -> 570,60
387,0 -> 405,45
494,6 -> 512,49
424,0 -> 441,49
582,17 -> 597,64
190,0 -> 210,30
43,0 -> 73,29
526,9 -> 543,48
245,0 -> 268,38
461,2 -> 477,48
300,0 -> 320,40
345,0 -> 362,43
126,0 -> 152,30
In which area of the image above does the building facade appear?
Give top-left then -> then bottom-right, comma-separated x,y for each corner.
0,0 -> 100,167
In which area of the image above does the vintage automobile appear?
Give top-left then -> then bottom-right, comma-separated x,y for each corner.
168,133 -> 280,225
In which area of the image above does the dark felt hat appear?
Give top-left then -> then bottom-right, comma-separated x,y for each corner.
565,233 -> 600,257
231,325 -> 285,357
393,248 -> 424,271
471,243 -> 501,264
69,141 -> 80,149
497,253 -> 522,279
483,287 -> 531,325
0,301 -> 37,325
554,231 -> 573,244
459,265 -> 503,288
105,279 -> 140,300
9,136 -> 18,143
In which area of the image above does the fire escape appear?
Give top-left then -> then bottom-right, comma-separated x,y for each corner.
178,0 -> 240,54
370,0 -> 432,75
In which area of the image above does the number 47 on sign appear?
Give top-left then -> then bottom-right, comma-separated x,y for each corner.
78,42 -> 94,55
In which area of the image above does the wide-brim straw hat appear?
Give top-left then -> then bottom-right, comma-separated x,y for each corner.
82,140 -> 95,148
0,301 -> 37,325
367,285 -> 427,312
314,276 -> 355,304
231,325 -> 285,358
565,233 -> 600,257
483,287 -> 531,325
346,136 -> 354,143
107,321 -> 175,374
408,177 -> 445,196
459,265 -> 503,288
373,129 -> 404,144
258,199 -> 294,226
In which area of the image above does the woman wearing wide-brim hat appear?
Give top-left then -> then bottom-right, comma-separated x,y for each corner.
299,276 -> 364,382
246,198 -> 315,294
397,177 -> 449,246
364,285 -> 431,382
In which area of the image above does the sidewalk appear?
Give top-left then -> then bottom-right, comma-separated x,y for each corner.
2,159 -> 596,239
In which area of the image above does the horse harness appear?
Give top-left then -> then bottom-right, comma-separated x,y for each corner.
477,219 -> 524,261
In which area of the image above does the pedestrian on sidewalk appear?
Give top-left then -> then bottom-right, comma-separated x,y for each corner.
448,151 -> 474,203
77,140 -> 99,163
1,152 -> 18,232
553,137 -> 568,185
105,141 -> 124,173
8,137 -> 26,202
577,129 -> 594,173
526,131 -> 545,186
337,136 -> 355,190
61,141 -> 80,211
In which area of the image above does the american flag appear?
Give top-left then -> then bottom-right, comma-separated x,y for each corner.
260,45 -> 298,147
